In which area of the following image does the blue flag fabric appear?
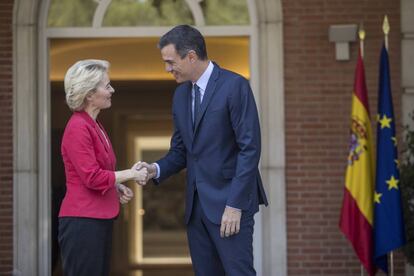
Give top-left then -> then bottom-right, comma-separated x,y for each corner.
373,45 -> 406,273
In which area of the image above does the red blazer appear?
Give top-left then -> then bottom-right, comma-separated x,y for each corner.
59,111 -> 119,219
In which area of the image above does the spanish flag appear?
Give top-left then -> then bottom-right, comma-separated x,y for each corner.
339,50 -> 375,276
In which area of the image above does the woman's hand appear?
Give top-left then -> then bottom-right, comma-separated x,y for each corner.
114,163 -> 148,185
116,183 -> 134,204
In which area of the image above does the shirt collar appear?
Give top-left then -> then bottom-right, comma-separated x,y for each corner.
194,61 -> 214,92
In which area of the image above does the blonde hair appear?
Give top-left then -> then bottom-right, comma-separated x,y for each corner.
64,59 -> 110,111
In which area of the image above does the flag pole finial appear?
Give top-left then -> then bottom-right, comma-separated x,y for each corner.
383,15 -> 390,50
359,25 -> 366,58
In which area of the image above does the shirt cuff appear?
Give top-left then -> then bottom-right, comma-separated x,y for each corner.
226,205 -> 241,211
154,163 -> 160,179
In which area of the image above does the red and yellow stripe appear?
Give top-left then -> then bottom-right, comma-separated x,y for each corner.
339,53 -> 375,276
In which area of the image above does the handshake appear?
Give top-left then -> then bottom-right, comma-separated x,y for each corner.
115,161 -> 158,205
130,161 -> 158,186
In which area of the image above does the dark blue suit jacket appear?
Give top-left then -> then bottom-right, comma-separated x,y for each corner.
156,63 -> 268,224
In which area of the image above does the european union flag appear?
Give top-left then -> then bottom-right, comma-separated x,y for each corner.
374,44 -> 406,273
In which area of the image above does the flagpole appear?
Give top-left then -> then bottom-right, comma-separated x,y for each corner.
358,24 -> 366,276
383,15 -> 390,51
359,25 -> 366,58
359,25 -> 366,276
390,252 -> 394,276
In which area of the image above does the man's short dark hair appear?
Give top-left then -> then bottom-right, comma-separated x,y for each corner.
158,25 -> 208,60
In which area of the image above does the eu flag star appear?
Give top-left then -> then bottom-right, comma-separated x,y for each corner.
386,175 -> 399,190
374,192 -> 383,204
379,114 -> 392,129
394,159 -> 399,168
391,136 -> 397,146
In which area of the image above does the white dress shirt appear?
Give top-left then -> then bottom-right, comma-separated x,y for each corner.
191,61 -> 214,116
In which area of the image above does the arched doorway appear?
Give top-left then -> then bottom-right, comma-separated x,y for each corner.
13,0 -> 285,275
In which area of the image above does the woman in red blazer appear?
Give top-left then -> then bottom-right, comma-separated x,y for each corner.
58,59 -> 147,276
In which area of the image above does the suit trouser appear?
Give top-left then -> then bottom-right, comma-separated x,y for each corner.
187,192 -> 256,276
58,217 -> 113,276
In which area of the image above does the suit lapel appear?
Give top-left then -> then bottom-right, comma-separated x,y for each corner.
78,111 -> 115,167
193,64 -> 220,134
92,125 -> 112,161
95,121 -> 110,153
182,82 -> 194,141
95,121 -> 116,169
78,112 -> 108,153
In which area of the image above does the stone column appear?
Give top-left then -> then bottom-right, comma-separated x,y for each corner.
256,1 -> 287,275
401,0 -> 414,129
402,1 -> 414,275
13,0 -> 41,275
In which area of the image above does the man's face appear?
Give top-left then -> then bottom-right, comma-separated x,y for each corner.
161,44 -> 193,83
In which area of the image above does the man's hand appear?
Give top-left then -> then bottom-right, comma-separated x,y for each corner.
220,206 -> 242,238
116,183 -> 134,204
134,161 -> 157,185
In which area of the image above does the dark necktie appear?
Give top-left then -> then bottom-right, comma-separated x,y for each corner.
193,84 -> 201,131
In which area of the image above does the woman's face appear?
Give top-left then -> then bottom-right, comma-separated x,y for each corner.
87,73 -> 114,110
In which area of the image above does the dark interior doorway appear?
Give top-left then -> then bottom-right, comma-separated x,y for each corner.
51,80 -> 193,276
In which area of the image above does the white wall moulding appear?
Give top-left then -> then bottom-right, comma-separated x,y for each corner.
402,3 -> 414,262
402,40 -> 414,88
13,0 -> 43,274
402,0 -> 414,33
256,0 -> 286,275
46,26 -> 254,38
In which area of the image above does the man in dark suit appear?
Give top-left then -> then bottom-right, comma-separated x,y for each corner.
140,25 -> 268,276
